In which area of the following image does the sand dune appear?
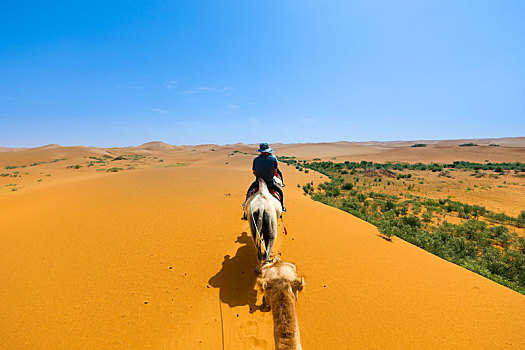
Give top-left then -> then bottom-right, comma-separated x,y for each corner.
0,146 -> 111,166
275,138 -> 525,163
0,146 -> 27,152
137,141 -> 181,151
0,140 -> 524,349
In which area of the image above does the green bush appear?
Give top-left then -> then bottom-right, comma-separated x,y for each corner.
342,183 -> 353,190
422,211 -> 433,222
517,211 -> 525,228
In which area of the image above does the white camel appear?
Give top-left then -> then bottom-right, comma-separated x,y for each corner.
256,256 -> 304,350
244,178 -> 283,264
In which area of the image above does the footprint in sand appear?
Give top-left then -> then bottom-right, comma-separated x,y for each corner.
237,320 -> 267,349
244,336 -> 267,349
237,320 -> 258,340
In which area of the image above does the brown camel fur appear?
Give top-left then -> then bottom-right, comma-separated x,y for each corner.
256,256 -> 304,350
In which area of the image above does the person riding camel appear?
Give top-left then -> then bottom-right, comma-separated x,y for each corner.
246,143 -> 286,212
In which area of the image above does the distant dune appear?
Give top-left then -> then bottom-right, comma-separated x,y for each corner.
0,146 -> 26,152
0,138 -> 524,348
34,143 -> 63,150
136,141 -> 180,151
2,137 -> 523,163
274,137 -> 525,163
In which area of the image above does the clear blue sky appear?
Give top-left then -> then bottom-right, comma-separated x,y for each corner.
1,1 -> 524,147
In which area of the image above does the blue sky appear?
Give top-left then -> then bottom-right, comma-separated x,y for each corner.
1,1 -> 524,147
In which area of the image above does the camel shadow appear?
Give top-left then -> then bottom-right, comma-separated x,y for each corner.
208,232 -> 263,313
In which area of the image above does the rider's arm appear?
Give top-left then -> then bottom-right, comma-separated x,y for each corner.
273,168 -> 278,176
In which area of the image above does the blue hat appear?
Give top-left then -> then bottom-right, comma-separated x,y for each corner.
257,143 -> 274,153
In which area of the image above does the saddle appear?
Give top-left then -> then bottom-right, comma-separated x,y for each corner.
247,186 -> 281,202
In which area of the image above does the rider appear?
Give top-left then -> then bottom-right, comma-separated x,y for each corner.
246,143 -> 286,212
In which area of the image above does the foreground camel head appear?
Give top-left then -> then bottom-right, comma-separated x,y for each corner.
256,256 -> 304,350
257,256 -> 304,300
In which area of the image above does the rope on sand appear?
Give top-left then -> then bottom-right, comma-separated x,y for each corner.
218,297 -> 225,350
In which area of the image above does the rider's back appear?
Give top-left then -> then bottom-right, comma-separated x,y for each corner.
253,154 -> 277,183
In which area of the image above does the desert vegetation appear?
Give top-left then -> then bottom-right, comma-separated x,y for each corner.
81,154 -> 172,172
281,157 -> 525,294
0,153 -> 185,196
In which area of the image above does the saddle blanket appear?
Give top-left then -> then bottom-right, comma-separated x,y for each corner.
247,187 -> 281,201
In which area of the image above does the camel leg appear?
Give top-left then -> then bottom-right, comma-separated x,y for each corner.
251,223 -> 262,262
257,245 -> 265,267
265,219 -> 276,261
265,238 -> 275,261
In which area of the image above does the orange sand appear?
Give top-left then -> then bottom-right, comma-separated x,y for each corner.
0,139 -> 524,349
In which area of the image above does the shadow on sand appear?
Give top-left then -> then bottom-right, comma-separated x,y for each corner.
208,232 -> 263,312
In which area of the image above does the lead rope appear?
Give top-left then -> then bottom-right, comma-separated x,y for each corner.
249,202 -> 267,258
281,216 -> 288,235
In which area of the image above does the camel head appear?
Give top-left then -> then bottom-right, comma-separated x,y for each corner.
256,256 -> 304,300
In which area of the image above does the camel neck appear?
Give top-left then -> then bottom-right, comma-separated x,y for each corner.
269,283 -> 300,350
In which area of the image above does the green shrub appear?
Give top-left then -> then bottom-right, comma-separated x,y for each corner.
517,211 -> 525,228
422,211 -> 433,222
382,200 -> 396,212
342,183 -> 353,190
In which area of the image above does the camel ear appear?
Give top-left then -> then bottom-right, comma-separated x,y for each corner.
292,277 -> 304,291
256,277 -> 268,291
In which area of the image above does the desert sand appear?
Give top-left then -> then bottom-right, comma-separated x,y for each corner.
1,138 -> 524,349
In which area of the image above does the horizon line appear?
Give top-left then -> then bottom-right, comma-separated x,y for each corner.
1,136 -> 524,150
